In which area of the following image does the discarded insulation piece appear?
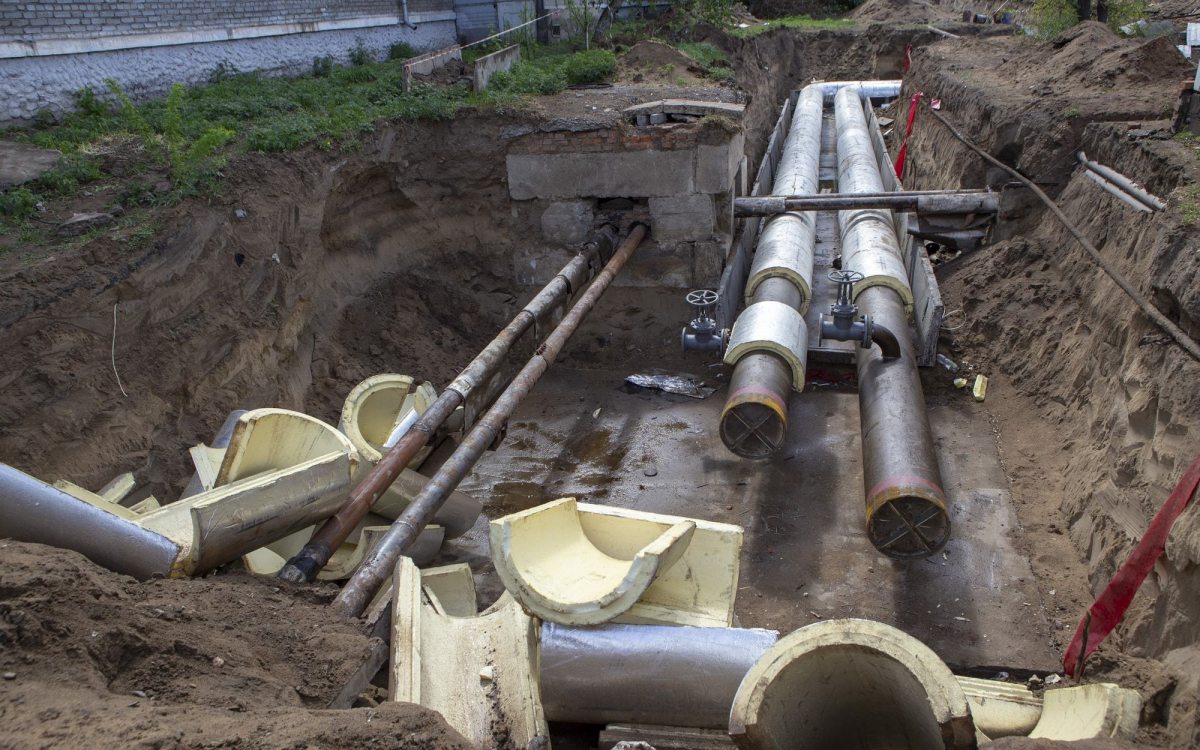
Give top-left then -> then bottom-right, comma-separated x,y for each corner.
957,676 -> 1042,739
973,374 -> 988,402
728,618 -> 976,750
420,562 -> 479,617
492,497 -> 743,627
0,409 -> 361,578
339,373 -> 438,466
1029,683 -> 1141,741
389,557 -> 548,749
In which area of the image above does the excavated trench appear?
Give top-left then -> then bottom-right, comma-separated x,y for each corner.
1,20 -> 1199,750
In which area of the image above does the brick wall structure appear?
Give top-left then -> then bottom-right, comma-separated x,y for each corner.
0,0 -> 456,125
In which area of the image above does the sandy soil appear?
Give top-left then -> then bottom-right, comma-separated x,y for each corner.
0,540 -> 469,749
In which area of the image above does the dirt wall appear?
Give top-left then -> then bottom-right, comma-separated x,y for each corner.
901,23 -> 1200,748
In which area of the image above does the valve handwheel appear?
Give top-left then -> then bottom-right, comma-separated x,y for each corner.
827,269 -> 864,285
686,289 -> 719,308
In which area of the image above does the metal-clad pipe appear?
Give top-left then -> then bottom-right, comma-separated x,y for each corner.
1077,151 -> 1164,211
0,463 -> 181,580
834,88 -> 913,309
833,88 -> 949,558
813,80 -> 902,103
540,622 -> 778,728
720,85 -> 824,459
279,226 -> 619,583
333,225 -> 648,617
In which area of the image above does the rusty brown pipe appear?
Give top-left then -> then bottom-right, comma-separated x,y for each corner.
333,224 -> 648,617
278,225 -> 620,583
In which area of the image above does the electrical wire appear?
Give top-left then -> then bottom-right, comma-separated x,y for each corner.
926,106 -> 1200,363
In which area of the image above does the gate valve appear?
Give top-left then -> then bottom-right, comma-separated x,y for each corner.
681,289 -> 725,353
820,269 -> 876,350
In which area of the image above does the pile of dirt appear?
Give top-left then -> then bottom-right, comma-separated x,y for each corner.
995,21 -> 1191,93
619,40 -> 709,86
0,540 -> 470,749
852,0 -> 954,23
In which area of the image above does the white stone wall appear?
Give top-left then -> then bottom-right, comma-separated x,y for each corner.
0,21 -> 456,125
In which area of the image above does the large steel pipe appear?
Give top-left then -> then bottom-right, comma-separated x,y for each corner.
720,85 -> 824,459
278,226 -> 619,583
0,463 -> 181,580
834,89 -> 949,557
333,225 -> 648,617
540,622 -> 778,728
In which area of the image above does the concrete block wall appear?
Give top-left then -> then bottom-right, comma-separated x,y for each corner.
0,1 -> 456,125
506,121 -> 746,289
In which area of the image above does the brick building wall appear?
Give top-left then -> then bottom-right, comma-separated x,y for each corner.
0,0 -> 457,125
0,1 -> 448,43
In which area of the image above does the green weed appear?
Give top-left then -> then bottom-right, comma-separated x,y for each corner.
564,48 -> 617,84
388,41 -> 417,60
1030,0 -> 1077,39
729,15 -> 856,37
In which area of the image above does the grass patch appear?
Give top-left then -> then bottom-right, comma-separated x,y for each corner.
1178,184 -> 1200,225
676,41 -> 736,82
729,15 -> 856,37
564,49 -> 617,84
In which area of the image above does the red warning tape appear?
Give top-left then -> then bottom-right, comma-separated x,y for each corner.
1062,452 -> 1200,678
892,91 -> 924,179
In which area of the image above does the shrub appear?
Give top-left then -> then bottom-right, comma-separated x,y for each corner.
348,38 -> 373,66
207,61 -> 239,83
1030,0 -> 1078,39
488,61 -> 568,95
0,187 -> 39,220
1106,0 -> 1147,32
247,114 -> 319,152
388,41 -> 417,60
312,55 -> 334,77
564,49 -> 616,85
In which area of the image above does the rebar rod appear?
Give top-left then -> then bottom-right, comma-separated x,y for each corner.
333,224 -> 648,617
278,225 -> 619,583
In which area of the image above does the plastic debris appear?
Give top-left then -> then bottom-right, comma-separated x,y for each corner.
953,377 -> 968,389
624,371 -> 717,399
936,354 -> 959,372
973,374 -> 988,402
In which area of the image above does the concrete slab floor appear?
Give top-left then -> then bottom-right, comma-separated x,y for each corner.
452,363 -> 1060,672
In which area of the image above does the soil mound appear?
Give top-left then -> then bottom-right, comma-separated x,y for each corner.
620,40 -> 708,85
0,540 -> 469,749
996,21 -> 1192,91
852,0 -> 949,23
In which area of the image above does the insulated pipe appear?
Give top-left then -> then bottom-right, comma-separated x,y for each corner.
813,80 -> 902,103
734,190 -> 999,217
278,225 -> 619,583
540,622 -> 779,728
833,88 -> 949,558
720,85 -> 824,459
0,463 -> 181,580
1077,151 -> 1165,211
333,224 -> 649,616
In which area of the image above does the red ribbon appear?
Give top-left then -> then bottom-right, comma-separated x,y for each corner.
1062,452 -> 1200,677
892,91 -> 924,179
